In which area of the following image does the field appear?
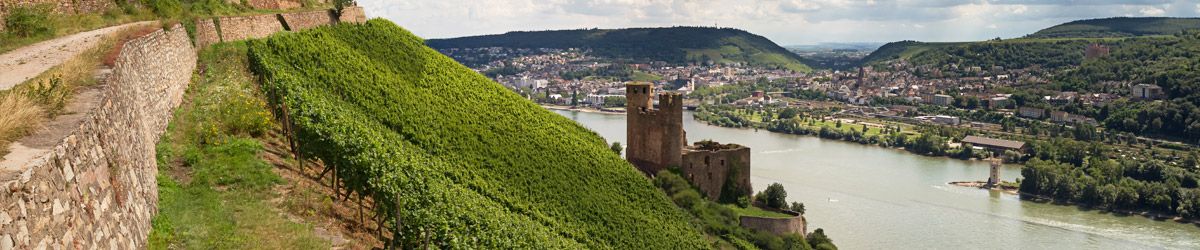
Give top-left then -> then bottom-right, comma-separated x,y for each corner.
247,19 -> 708,248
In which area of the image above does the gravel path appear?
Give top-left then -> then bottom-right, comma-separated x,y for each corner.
0,21 -> 156,91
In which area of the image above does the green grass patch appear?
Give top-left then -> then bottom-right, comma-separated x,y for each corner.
726,204 -> 794,219
148,42 -> 326,249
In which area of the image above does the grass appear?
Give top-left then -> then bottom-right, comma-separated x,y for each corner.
0,6 -> 157,54
0,23 -> 156,157
631,71 -> 662,81
726,204 -> 795,218
148,42 -> 326,249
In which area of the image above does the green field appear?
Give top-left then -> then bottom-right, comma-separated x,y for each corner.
248,19 -> 707,248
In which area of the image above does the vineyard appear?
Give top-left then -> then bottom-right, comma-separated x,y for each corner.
247,19 -> 708,248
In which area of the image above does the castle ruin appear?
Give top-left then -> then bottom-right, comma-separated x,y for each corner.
626,82 -> 752,201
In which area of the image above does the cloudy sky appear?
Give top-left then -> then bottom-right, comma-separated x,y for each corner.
360,0 -> 1200,45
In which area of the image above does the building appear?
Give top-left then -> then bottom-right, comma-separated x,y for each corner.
626,82 -> 752,201
1018,107 -> 1045,119
585,94 -> 623,106
931,94 -> 953,106
1050,111 -> 1098,126
961,135 -> 1027,156
1131,83 -> 1163,100
1085,43 -> 1110,59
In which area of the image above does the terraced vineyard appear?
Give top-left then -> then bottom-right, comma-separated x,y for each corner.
247,19 -> 707,248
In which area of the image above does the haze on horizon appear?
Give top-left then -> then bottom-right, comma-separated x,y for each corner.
360,0 -> 1200,45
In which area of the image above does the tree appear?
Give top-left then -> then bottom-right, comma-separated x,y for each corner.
790,202 -> 806,215
610,142 -> 623,156
779,108 -> 799,120
807,228 -> 836,250
763,183 -> 788,209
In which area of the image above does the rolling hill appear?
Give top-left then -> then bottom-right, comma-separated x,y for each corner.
247,19 -> 709,248
426,27 -> 812,72
1028,17 -> 1200,38
860,17 -> 1200,66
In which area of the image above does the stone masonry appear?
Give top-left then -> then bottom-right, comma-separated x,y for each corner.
217,14 -> 286,42
280,9 -> 336,31
739,210 -> 807,236
193,18 -> 221,49
625,82 -> 685,176
625,82 -> 752,201
0,24 -> 196,249
192,7 -> 367,47
681,143 -> 751,200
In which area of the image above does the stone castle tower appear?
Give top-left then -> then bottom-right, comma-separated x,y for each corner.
625,82 -> 686,175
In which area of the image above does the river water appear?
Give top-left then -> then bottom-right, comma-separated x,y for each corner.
553,110 -> 1200,250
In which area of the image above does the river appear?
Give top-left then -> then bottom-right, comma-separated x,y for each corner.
553,110 -> 1200,250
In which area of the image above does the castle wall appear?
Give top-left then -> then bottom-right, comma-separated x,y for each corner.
739,214 -> 806,236
625,83 -> 685,176
0,0 -> 115,31
681,147 -> 751,200
0,24 -> 196,249
280,9 -> 336,31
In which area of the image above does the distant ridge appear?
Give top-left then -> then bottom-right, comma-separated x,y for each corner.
1029,17 -> 1200,38
426,27 -> 811,72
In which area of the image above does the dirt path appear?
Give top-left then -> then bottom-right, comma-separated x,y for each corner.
0,21 -> 156,91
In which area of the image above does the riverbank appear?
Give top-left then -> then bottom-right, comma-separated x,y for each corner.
1018,192 -> 1200,226
541,105 -> 625,114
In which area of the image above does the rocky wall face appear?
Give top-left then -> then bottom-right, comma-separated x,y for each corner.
244,0 -> 300,10
280,9 -> 335,31
0,24 -> 196,249
217,14 -> 285,42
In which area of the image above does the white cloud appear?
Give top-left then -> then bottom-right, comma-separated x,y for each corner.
1139,6 -> 1166,16
987,24 -> 999,29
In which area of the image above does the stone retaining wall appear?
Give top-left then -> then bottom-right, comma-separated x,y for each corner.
217,14 -> 285,42
739,213 -> 807,236
338,6 -> 366,24
193,18 -> 221,49
280,9 -> 335,31
193,7 -> 368,46
0,24 -> 196,249
0,0 -> 115,31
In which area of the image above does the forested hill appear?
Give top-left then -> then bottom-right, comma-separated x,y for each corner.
248,20 -> 708,248
1029,17 -> 1200,38
426,27 -> 812,72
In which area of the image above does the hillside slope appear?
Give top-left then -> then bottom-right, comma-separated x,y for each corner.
247,19 -> 709,248
427,27 -> 811,72
1029,17 -> 1200,38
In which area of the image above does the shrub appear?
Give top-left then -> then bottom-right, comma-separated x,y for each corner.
143,0 -> 184,18
4,5 -> 55,38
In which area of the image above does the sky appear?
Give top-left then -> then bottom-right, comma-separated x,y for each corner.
360,0 -> 1200,45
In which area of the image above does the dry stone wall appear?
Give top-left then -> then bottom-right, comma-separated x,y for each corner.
338,6 -> 366,23
193,7 -> 368,47
193,18 -> 221,49
217,14 -> 285,42
0,24 -> 196,249
280,9 -> 335,31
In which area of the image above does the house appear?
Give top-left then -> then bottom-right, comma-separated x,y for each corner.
1018,107 -> 1045,119
1131,84 -> 1163,100
1050,111 -> 1099,126
962,135 -> 1027,156
931,94 -> 953,106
